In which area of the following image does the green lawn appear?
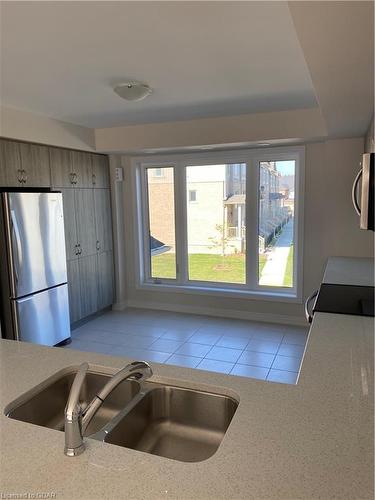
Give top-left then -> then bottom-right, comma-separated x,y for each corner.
151,250 -> 294,287
283,245 -> 294,287
151,253 -> 267,284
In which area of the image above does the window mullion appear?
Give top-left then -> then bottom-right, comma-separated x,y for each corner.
174,163 -> 188,284
246,158 -> 259,289
140,165 -> 152,283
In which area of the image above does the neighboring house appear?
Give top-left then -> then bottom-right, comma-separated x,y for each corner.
148,163 -> 292,256
147,167 -> 176,255
259,162 -> 291,250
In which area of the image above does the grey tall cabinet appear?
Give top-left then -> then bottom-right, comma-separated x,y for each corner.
0,138 -> 114,326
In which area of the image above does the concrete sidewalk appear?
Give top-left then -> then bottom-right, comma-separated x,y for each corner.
259,219 -> 293,286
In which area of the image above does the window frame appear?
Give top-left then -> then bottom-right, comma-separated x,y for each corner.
133,146 -> 305,303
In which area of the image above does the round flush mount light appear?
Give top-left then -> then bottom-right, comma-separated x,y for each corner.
113,81 -> 152,101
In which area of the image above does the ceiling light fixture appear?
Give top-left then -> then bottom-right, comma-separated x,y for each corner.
113,81 -> 152,102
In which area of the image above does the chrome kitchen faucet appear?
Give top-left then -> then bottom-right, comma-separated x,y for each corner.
64,361 -> 153,456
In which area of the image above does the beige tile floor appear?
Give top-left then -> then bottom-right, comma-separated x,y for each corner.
64,308 -> 309,384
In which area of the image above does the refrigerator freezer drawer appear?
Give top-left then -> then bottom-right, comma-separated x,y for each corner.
6,192 -> 67,298
14,284 -> 71,346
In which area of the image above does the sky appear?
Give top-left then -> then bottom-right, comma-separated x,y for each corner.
275,160 -> 295,176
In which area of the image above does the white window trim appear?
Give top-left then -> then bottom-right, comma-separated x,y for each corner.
132,145 -> 305,303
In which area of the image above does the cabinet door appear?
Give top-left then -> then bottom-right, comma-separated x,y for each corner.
75,189 -> 97,257
67,259 -> 81,323
94,189 -> 113,253
61,189 -> 78,260
79,254 -> 98,318
72,151 -> 92,188
0,139 -> 23,186
20,143 -> 51,187
50,148 -> 73,188
92,154 -> 110,188
97,251 -> 114,309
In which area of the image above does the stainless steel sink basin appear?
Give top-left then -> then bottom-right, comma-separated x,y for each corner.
5,366 -> 238,462
104,385 -> 238,462
5,368 -> 140,436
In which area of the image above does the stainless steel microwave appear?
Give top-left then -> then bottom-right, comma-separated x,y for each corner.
352,152 -> 374,231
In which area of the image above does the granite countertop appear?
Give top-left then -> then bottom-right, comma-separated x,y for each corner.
323,256 -> 374,286
0,310 -> 373,499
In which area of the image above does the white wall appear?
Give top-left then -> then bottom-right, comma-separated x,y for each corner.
96,108 -> 326,153
111,137 -> 373,325
364,115 -> 374,153
0,106 -> 95,151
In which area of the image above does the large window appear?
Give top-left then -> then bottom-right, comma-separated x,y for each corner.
137,148 -> 304,299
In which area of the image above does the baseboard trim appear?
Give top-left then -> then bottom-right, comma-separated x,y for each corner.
124,299 -> 306,327
71,306 -> 112,331
112,301 -> 127,312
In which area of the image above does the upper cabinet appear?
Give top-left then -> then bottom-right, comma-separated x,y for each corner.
92,154 -> 110,188
0,139 -> 23,186
19,143 -> 50,187
50,147 -> 73,188
50,148 -> 92,188
50,148 -> 109,189
0,140 -> 51,187
71,151 -> 93,188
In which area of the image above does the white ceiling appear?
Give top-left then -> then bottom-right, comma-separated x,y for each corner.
1,1 -> 318,128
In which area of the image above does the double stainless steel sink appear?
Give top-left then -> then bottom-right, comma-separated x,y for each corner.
5,366 -> 238,462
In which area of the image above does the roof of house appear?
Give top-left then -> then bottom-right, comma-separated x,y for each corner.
150,235 -> 171,256
224,194 -> 246,205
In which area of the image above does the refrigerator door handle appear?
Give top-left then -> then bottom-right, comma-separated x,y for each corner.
9,210 -> 22,290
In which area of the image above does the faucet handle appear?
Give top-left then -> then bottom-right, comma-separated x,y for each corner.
65,362 -> 89,419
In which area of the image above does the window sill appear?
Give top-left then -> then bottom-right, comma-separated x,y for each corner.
136,282 -> 303,304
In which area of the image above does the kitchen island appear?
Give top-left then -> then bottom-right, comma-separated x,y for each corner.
0,309 -> 373,499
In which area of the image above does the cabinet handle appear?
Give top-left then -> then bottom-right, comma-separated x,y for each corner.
17,169 -> 23,183
92,173 -> 96,186
77,243 -> 82,255
22,169 -> 27,184
74,244 -> 79,256
96,240 -> 100,251
70,172 -> 78,185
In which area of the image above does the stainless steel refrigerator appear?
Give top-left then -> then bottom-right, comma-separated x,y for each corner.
0,191 -> 71,345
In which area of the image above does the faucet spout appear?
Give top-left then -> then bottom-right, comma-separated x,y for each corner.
81,361 -> 152,433
64,361 -> 153,457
